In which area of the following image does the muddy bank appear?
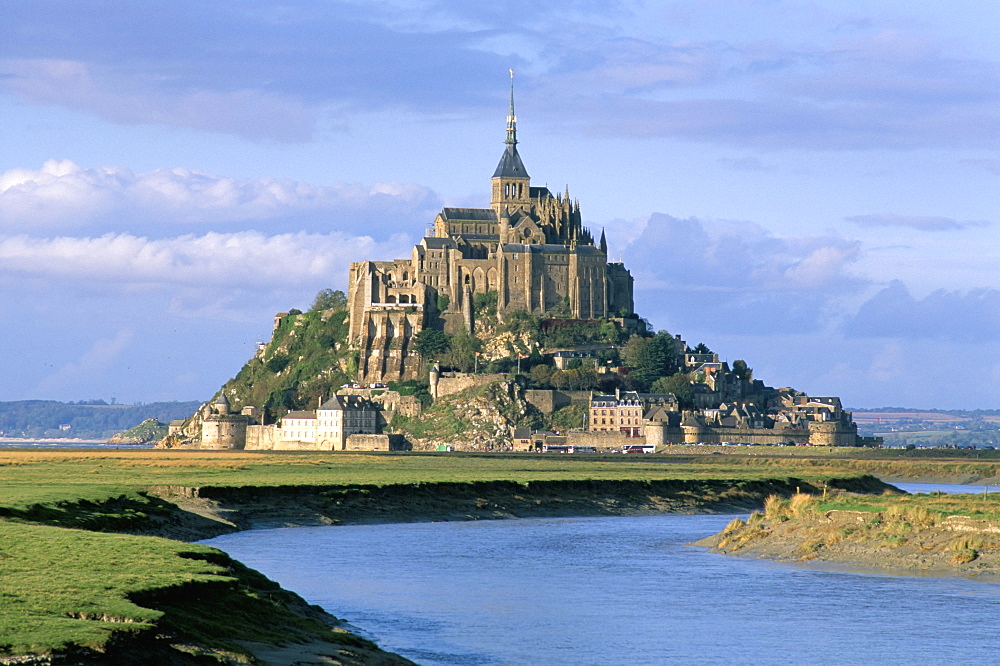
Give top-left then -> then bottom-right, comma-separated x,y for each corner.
136,475 -> 894,542
695,497 -> 1000,580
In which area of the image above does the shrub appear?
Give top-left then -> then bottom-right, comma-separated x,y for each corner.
764,495 -> 791,521
724,517 -> 746,533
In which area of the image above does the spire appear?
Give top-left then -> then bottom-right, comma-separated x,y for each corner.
599,228 -> 608,254
492,70 -> 529,180
506,69 -> 517,146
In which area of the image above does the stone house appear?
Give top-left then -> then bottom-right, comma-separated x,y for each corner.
279,394 -> 378,450
589,391 -> 679,438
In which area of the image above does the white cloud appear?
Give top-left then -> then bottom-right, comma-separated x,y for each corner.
0,160 -> 440,232
0,230 -> 413,289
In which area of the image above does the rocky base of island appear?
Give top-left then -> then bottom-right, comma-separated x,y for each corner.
694,492 -> 1000,579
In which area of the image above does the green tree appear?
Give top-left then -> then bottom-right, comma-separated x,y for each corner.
597,320 -> 621,343
650,374 -> 694,408
310,289 -> 348,311
412,329 -> 450,359
692,342 -> 712,354
445,330 -> 481,372
620,333 -> 678,386
732,359 -> 753,381
530,364 -> 554,388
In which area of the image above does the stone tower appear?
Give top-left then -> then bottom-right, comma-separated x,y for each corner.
491,70 -> 531,217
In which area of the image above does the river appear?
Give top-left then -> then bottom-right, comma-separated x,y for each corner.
203,482 -> 999,665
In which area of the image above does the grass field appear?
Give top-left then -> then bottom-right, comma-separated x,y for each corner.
3,447 -> 1000,510
2,446 -> 999,662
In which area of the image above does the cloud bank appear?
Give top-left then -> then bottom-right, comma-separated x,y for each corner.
0,160 -> 440,235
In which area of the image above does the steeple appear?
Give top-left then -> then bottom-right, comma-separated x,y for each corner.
506,68 -> 517,147
599,228 -> 608,254
491,69 -> 531,215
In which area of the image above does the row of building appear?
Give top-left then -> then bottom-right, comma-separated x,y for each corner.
184,393 -> 408,451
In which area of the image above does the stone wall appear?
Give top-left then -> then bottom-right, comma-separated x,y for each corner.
245,424 -> 280,450
434,372 -> 506,398
524,389 -> 591,414
566,430 -> 645,450
345,433 -> 410,451
200,417 -> 248,449
680,425 -> 810,445
807,421 -> 861,446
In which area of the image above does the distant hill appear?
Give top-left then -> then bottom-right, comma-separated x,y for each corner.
0,400 -> 202,440
847,407 -> 1000,448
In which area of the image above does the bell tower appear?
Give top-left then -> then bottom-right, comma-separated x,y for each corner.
491,70 -> 531,217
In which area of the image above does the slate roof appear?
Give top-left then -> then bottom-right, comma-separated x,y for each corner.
492,144 -> 529,179
422,237 -> 457,249
318,396 -> 344,411
441,207 -> 497,221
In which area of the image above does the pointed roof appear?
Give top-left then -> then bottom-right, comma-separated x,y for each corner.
493,70 -> 530,179
493,143 -> 529,179
318,395 -> 344,411
599,228 -> 608,254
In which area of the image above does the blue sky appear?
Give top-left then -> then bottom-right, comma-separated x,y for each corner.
2,1 -> 998,409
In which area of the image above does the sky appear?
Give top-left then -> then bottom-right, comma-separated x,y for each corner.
1,0 -> 998,409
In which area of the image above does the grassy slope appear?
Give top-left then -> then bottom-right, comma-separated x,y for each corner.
211,308 -> 353,423
707,490 -> 1000,573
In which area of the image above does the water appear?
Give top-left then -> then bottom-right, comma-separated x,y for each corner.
894,482 -> 995,495
0,440 -> 152,449
205,510 -> 1000,665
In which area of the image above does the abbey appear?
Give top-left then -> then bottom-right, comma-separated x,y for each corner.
347,77 -> 634,384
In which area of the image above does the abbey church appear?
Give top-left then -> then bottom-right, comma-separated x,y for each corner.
347,76 -> 634,384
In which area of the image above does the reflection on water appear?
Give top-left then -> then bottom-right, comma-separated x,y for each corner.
206,510 -> 1000,665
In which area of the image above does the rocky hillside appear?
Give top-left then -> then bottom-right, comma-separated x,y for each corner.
390,378 -> 545,451
107,418 -> 167,445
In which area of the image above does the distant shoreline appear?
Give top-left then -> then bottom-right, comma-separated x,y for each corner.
0,437 -> 109,444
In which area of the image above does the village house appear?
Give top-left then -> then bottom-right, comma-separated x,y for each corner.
589,390 -> 679,438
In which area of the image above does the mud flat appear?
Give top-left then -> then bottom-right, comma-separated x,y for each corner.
135,476 -> 894,541
695,492 -> 1000,580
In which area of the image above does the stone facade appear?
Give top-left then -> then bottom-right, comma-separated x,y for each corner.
589,391 -> 679,438
348,78 -> 634,384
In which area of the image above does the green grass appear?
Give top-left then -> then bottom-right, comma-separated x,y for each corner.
816,490 -> 1000,521
0,519 -> 375,661
0,522 -> 231,655
1,448 -> 999,509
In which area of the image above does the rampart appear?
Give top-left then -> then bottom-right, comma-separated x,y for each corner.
524,389 -> 591,413
433,372 -> 506,398
245,425 -> 280,450
566,430 -> 646,450
345,434 -> 410,451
